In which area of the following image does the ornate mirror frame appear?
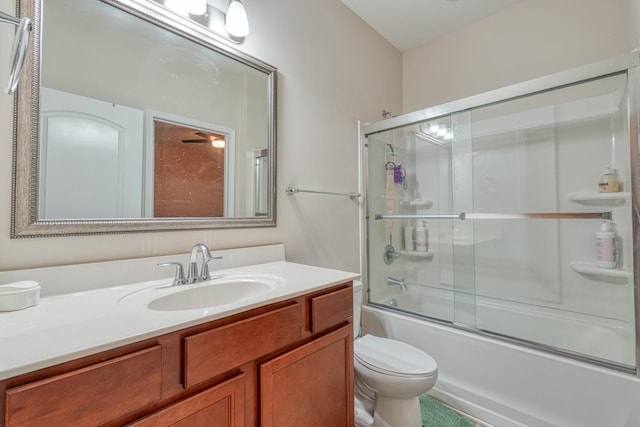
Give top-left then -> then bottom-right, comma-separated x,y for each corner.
11,0 -> 277,237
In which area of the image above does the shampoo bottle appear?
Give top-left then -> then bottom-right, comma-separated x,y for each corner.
596,221 -> 616,268
415,221 -> 428,252
404,223 -> 414,252
598,167 -> 621,193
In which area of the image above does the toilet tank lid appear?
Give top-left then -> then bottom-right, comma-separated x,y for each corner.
354,334 -> 437,376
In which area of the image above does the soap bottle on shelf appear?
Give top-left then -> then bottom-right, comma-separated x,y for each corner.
404,222 -> 414,252
596,221 -> 617,268
598,167 -> 621,193
415,221 -> 428,252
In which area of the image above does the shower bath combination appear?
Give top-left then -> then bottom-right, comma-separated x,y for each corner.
362,53 -> 640,373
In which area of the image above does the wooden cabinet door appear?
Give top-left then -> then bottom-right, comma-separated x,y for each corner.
129,374 -> 245,427
260,324 -> 354,427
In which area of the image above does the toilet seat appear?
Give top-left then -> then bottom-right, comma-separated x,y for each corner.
354,335 -> 437,378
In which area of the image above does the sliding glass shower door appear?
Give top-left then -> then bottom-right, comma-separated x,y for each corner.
365,67 -> 636,369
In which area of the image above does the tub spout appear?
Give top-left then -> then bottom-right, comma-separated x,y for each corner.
387,277 -> 407,291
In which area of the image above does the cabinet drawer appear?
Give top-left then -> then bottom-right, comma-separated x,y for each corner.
5,345 -> 162,427
184,303 -> 301,388
310,285 -> 352,334
129,373 -> 245,427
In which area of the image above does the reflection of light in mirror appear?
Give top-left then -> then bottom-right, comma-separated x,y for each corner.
416,121 -> 452,146
211,138 -> 225,148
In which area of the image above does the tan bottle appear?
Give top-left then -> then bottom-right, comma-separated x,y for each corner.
598,167 -> 621,193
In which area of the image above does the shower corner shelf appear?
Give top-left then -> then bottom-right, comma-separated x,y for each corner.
401,250 -> 434,259
400,199 -> 434,208
570,262 -> 631,279
568,192 -> 630,206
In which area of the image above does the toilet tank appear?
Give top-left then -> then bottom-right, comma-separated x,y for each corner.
353,280 -> 363,337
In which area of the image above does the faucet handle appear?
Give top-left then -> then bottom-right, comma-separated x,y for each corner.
200,256 -> 223,281
158,262 -> 186,286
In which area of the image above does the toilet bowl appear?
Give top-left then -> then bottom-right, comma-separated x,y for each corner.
353,281 -> 438,427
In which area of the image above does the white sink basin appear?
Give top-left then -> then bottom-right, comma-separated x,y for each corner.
118,274 -> 284,311
149,278 -> 276,311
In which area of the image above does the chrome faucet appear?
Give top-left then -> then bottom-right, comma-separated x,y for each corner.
187,243 -> 222,284
158,243 -> 222,286
387,277 -> 407,291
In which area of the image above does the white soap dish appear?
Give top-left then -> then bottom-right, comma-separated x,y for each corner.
0,281 -> 41,312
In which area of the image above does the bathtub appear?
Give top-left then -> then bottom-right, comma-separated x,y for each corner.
373,288 -> 634,367
362,289 -> 640,427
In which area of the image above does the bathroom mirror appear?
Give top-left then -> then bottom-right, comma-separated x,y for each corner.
11,0 -> 277,237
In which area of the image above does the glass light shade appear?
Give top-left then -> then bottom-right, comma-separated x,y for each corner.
225,0 -> 249,37
185,0 -> 207,15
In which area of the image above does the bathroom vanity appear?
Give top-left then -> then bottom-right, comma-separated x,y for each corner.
0,246 -> 357,426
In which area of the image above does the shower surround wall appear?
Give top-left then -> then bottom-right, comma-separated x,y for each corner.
363,56 -> 640,425
364,55 -> 638,386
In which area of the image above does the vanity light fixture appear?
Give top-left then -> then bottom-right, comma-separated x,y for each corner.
225,0 -> 249,38
156,0 -> 250,42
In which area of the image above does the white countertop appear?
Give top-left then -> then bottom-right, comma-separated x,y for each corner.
0,260 -> 359,381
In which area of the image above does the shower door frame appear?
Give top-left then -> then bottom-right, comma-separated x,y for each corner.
361,52 -> 640,375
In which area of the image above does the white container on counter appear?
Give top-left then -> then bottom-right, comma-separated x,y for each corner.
0,281 -> 40,311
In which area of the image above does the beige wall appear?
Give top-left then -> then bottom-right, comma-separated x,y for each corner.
1,0 -> 635,276
0,0 -> 402,273
627,0 -> 640,49
403,0 -> 633,112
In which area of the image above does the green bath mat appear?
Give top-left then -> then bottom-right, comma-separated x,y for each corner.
420,395 -> 474,427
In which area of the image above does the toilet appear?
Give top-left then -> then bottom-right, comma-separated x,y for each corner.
353,281 -> 438,427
